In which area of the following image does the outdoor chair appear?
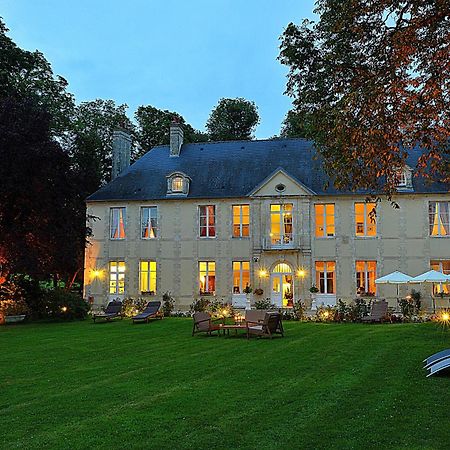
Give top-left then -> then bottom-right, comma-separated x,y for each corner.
426,357 -> 450,377
423,349 -> 450,369
246,312 -> 284,339
361,300 -> 388,323
132,301 -> 163,324
92,300 -> 123,322
192,312 -> 223,336
245,310 -> 267,324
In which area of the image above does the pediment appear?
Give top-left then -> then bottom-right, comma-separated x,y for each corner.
248,168 -> 315,197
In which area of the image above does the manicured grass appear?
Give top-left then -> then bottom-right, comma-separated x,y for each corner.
1,319 -> 450,449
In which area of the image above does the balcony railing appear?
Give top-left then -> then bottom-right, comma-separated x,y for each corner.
258,233 -> 309,251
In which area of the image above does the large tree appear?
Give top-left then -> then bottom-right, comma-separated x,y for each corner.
135,105 -> 208,158
279,0 -> 450,194
206,98 -> 260,141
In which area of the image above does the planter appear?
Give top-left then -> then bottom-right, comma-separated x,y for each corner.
245,293 -> 252,310
5,314 -> 26,324
310,293 -> 317,311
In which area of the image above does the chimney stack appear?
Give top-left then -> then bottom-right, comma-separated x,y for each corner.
170,120 -> 183,157
112,128 -> 131,180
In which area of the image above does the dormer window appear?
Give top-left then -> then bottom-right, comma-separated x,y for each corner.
392,166 -> 413,191
395,170 -> 407,187
166,172 -> 190,196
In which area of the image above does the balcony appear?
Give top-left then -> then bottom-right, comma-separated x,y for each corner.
257,233 -> 309,252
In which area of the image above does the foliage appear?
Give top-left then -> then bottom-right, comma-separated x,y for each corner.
280,110 -> 310,138
162,292 -> 175,317
243,284 -> 252,294
309,285 -> 319,293
0,281 -> 29,317
399,290 -> 422,318
315,305 -> 337,322
135,105 -> 208,158
279,1 -> 450,193
336,298 -> 372,322
38,289 -> 90,320
121,297 -> 148,318
293,301 -> 307,321
254,298 -> 276,310
190,297 -> 210,313
206,98 -> 260,141
254,288 -> 264,296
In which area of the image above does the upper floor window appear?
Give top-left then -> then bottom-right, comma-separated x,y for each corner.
396,170 -> 407,187
110,207 -> 126,239
199,261 -> 215,295
315,261 -> 335,294
141,207 -> 157,239
355,202 -> 376,237
356,261 -> 377,295
232,261 -> 250,294
109,261 -> 125,294
270,203 -> 293,246
199,205 -> 216,238
139,261 -> 156,294
429,202 -> 449,236
315,204 -> 335,238
232,205 -> 250,237
166,172 -> 190,196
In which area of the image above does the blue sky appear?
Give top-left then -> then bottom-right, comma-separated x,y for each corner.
1,0 -> 316,138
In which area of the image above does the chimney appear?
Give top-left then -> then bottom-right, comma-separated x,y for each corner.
112,128 -> 131,180
170,120 -> 183,157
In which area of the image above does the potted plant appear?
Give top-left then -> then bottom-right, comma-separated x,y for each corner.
284,287 -> 294,307
254,288 -> 264,296
309,285 -> 319,311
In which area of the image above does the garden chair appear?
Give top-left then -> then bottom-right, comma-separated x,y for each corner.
132,301 -> 163,323
192,312 -> 223,336
245,310 -> 266,324
426,357 -> 450,377
92,300 -> 123,322
246,312 -> 284,339
361,300 -> 388,323
423,349 -> 450,369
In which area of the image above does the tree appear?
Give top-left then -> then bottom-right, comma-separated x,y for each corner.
71,99 -> 134,189
0,18 -> 75,137
135,105 -> 208,158
280,110 -> 310,138
279,1 -> 450,194
0,94 -> 85,285
206,98 -> 260,141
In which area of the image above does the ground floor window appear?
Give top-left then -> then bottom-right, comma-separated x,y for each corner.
431,260 -> 450,294
356,261 -> 377,295
199,261 -> 215,295
232,261 -> 250,293
315,261 -> 335,294
109,261 -> 125,294
139,261 -> 156,294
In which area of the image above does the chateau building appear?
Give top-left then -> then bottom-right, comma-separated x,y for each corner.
84,123 -> 450,311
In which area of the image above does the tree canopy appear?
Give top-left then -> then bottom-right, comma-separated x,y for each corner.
279,0 -> 450,194
206,98 -> 260,141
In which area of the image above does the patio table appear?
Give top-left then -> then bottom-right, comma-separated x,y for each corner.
219,323 -> 247,336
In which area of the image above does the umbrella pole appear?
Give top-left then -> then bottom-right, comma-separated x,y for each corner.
397,284 -> 400,312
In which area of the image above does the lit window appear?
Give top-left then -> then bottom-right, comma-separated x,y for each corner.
270,203 -> 293,245
139,261 -> 156,294
141,207 -> 158,239
232,261 -> 250,294
172,176 -> 184,192
429,202 -> 450,236
109,261 -> 125,294
315,204 -> 335,237
232,205 -> 250,237
315,261 -> 335,294
356,261 -> 377,295
355,203 -> 376,237
430,260 -> 450,294
199,261 -> 215,294
199,205 -> 216,237
110,207 -> 126,239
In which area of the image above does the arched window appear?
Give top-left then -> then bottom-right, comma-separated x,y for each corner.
172,176 -> 184,192
166,172 -> 190,196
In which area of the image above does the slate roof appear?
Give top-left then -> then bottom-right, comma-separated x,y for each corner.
87,138 -> 449,202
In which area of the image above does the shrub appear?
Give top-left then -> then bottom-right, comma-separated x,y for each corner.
0,279 -> 29,319
254,298 -> 275,310
315,305 -> 337,322
190,297 -> 210,313
121,297 -> 148,318
293,301 -> 306,321
254,288 -> 264,296
41,289 -> 90,320
162,292 -> 175,317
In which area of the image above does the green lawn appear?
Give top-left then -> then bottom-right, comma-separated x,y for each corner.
1,319 -> 450,450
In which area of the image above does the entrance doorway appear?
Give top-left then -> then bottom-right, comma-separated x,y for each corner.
270,263 -> 294,308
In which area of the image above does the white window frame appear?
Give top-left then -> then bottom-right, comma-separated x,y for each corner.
139,260 -> 157,294
109,207 -> 126,240
270,203 -> 293,246
315,261 -> 335,294
232,204 -> 250,238
232,261 -> 250,294
172,176 -> 184,192
199,205 -> 216,238
355,203 -> 377,237
356,261 -> 377,295
199,261 -> 216,295
315,203 -> 335,238
141,206 -> 158,239
429,201 -> 450,237
109,261 -> 125,295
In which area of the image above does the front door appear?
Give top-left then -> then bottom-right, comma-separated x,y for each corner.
271,274 -> 283,307
271,264 -> 294,307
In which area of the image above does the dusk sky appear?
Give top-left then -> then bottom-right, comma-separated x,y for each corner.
1,0 -> 316,138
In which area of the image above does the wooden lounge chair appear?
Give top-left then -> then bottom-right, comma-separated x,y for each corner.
132,301 -> 163,323
92,300 -> 123,322
423,349 -> 450,369
245,310 -> 267,324
246,312 -> 284,339
426,357 -> 450,377
192,312 -> 223,336
361,300 -> 388,323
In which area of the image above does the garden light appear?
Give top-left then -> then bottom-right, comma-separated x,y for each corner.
61,306 -> 68,313
297,269 -> 306,278
259,269 -> 268,278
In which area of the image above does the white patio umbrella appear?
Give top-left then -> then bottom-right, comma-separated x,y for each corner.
410,270 -> 450,313
375,271 -> 414,305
